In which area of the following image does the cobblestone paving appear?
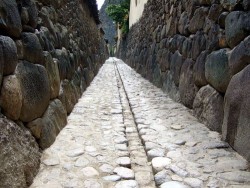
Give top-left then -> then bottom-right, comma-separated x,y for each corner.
31,58 -> 250,188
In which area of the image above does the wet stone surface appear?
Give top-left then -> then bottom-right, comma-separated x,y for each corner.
31,58 -> 250,188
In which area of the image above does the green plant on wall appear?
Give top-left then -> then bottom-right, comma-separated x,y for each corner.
106,0 -> 130,34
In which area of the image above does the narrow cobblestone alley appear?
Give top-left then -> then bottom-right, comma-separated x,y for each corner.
31,58 -> 250,188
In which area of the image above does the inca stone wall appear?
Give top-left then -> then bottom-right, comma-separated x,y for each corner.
0,0 -> 108,187
117,0 -> 250,162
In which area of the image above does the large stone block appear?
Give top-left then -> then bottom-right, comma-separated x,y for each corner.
54,48 -> 73,80
27,99 -> 67,149
228,36 -> 250,76
18,0 -> 38,28
194,51 -> 209,87
193,85 -> 224,132
162,71 -> 180,102
0,36 -> 18,75
0,118 -> 40,187
58,80 -> 78,114
225,11 -> 250,48
21,32 -> 44,65
15,61 -> 50,122
0,75 -> 22,120
205,49 -> 231,93
170,50 -> 185,86
179,59 -> 197,108
188,7 -> 209,34
0,0 -> 22,37
223,65 -> 250,161
178,11 -> 189,36
208,4 -> 223,21
191,31 -> 206,60
43,51 -> 60,99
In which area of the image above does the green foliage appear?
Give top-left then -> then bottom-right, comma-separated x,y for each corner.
106,0 -> 130,34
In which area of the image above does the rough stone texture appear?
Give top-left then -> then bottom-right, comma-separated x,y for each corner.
21,32 -> 44,65
43,51 -> 60,99
58,80 -> 78,114
188,7 -> 208,34
0,118 -> 41,187
28,99 -> 67,149
15,61 -> 50,122
0,36 -> 18,75
223,65 -> 250,161
0,75 -> 22,120
179,59 -> 197,108
193,85 -> 224,132
229,36 -> 250,76
225,11 -> 250,48
0,0 -> 22,37
193,51 -> 209,87
205,48 -> 231,93
170,50 -> 184,86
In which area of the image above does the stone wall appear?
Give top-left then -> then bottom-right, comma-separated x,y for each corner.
118,0 -> 250,162
0,0 -> 108,187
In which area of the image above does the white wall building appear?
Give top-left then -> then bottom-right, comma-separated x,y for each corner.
129,0 -> 148,28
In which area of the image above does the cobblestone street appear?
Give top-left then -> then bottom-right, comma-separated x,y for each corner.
31,58 -> 250,188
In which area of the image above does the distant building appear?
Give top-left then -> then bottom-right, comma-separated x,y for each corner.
129,0 -> 148,28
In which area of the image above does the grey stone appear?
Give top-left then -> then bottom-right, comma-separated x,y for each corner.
103,175 -> 121,182
0,0 -> 22,37
155,170 -> 171,185
28,99 -> 67,149
0,118 -> 41,187
0,75 -> 22,120
67,148 -> 84,157
179,59 -> 197,108
83,179 -> 101,188
15,61 -> 50,122
0,36 -> 18,75
43,52 -> 60,99
116,157 -> 131,167
193,85 -> 224,132
184,178 -> 203,188
152,157 -> 171,172
148,148 -> 165,160
81,167 -> 99,177
188,7 -> 208,34
75,157 -> 89,167
43,158 -> 60,166
115,180 -> 138,188
114,167 -> 135,179
99,164 -> 114,173
170,51 -> 184,86
225,11 -> 250,48
218,171 -> 250,183
194,51 -> 209,87
170,165 -> 189,177
160,181 -> 189,188
222,64 -> 250,161
205,48 -> 231,93
21,32 -> 44,65
228,36 -> 250,76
